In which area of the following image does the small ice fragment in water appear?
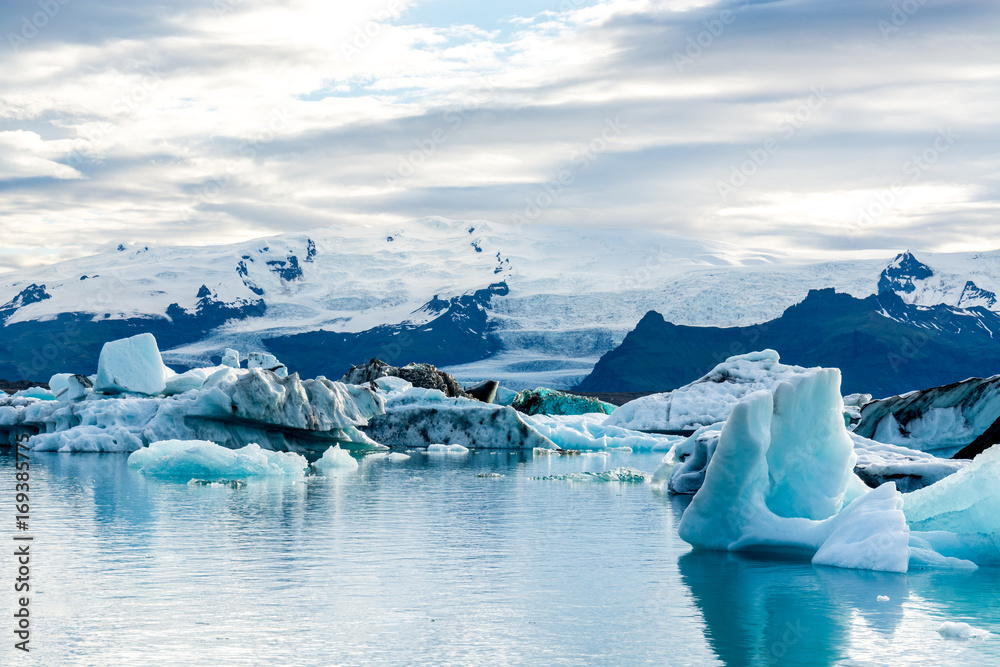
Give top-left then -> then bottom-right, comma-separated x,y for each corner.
427,443 -> 469,454
477,473 -> 504,478
312,444 -> 359,472
189,479 -> 246,489
531,467 -> 651,483
937,622 -> 990,640
877,595 -> 890,602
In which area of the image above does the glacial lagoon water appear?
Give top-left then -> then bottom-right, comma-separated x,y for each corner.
1,450 -> 998,666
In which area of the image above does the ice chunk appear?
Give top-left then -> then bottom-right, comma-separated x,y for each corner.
31,425 -> 143,452
937,622 -> 990,640
605,349 -> 815,431
312,444 -> 358,472
902,446 -> 1000,565
127,439 -> 307,479
852,433 -> 966,492
855,374 -> 1000,456
522,413 -> 680,451
163,365 -> 229,396
512,387 -> 615,416
652,423 -> 724,494
48,373 -> 73,398
366,387 -> 556,450
427,443 -> 469,454
374,376 -> 412,394
95,333 -> 168,395
247,351 -> 288,377
877,595 -> 890,602
677,368 -> 911,573
12,386 -> 55,401
531,467 -> 650,483
221,348 -> 240,368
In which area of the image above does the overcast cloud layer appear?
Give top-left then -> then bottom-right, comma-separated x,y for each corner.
0,0 -> 997,271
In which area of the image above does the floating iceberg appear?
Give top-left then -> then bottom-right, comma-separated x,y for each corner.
854,374 -> 1000,457
937,622 -> 990,640
523,413 -> 679,451
902,446 -> 1000,565
605,350 -> 816,432
312,444 -> 358,472
1,334 -> 386,453
531,467 -> 650,483
852,433 -> 966,492
127,439 -> 308,479
247,351 -> 288,378
426,443 -> 470,454
511,387 -> 614,416
365,387 -> 556,450
677,367 -> 913,573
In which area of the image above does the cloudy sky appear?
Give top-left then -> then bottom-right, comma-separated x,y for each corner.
0,0 -> 997,272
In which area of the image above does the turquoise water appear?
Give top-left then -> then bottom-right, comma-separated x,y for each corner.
0,450 -> 998,666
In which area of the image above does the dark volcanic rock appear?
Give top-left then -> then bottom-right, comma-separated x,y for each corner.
340,359 -> 468,398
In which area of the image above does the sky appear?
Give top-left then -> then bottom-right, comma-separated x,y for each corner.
0,0 -> 997,272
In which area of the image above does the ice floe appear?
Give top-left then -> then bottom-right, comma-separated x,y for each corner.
127,439 -> 308,479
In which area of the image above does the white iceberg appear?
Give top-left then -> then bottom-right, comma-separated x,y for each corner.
521,413 -> 680,451
426,443 -> 469,454
855,374 -> 1000,456
937,621 -> 990,640
677,367 -> 913,573
221,348 -> 240,369
605,350 -> 815,432
127,439 -> 307,479
2,335 -> 386,454
247,351 -> 288,377
94,333 -> 168,395
312,444 -> 359,472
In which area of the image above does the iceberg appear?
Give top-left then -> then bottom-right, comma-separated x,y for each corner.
312,444 -> 359,472
365,387 -> 556,449
1,335 -> 387,453
94,333 -> 168,395
221,348 -> 241,369
854,374 -> 1000,457
605,350 -> 816,432
511,387 -> 615,416
247,351 -> 288,377
127,439 -> 308,479
851,433 -> 966,492
531,467 -> 650,483
426,443 -> 470,454
902,446 -> 1000,565
522,413 -> 680,451
677,367 -> 913,573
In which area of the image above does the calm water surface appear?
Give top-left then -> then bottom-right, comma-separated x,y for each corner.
0,450 -> 997,666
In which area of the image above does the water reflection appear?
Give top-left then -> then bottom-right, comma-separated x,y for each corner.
679,550 -> 909,666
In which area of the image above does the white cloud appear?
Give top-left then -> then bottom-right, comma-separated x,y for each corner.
0,0 -> 997,272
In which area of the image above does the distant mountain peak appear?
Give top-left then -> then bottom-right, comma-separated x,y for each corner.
878,251 -> 934,295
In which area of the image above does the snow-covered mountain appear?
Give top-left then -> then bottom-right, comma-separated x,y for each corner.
2,218 -> 998,387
